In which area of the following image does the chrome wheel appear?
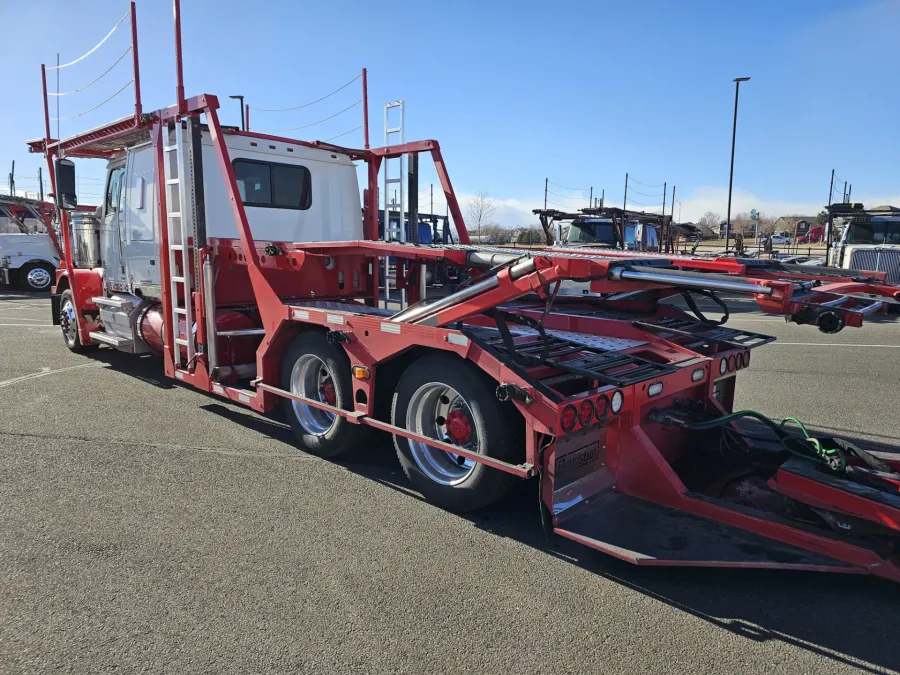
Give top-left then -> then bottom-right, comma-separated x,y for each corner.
26,266 -> 52,290
60,298 -> 77,348
289,354 -> 338,436
406,383 -> 478,486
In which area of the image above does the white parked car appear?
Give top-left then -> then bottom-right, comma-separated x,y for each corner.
0,197 -> 60,291
758,234 -> 791,244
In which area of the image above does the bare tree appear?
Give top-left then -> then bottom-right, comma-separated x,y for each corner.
466,191 -> 497,240
698,211 -> 722,235
482,224 -> 514,245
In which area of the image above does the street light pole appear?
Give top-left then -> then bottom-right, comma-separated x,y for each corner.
725,77 -> 750,251
229,95 -> 245,131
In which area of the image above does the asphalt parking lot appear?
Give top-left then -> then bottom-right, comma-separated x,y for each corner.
1,290 -> 899,674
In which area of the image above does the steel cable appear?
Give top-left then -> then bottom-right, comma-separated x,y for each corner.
627,176 -> 664,188
51,79 -> 134,120
251,74 -> 362,112
255,100 -> 362,133
48,46 -> 132,96
547,180 -> 588,191
46,9 -> 130,70
323,125 -> 363,142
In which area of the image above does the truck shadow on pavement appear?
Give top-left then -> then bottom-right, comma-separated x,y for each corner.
197,402 -> 900,674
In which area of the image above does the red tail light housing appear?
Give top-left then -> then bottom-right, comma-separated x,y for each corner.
560,405 -> 577,433
578,399 -> 594,426
595,394 -> 609,419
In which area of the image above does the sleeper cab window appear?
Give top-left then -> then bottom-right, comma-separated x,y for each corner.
233,159 -> 312,210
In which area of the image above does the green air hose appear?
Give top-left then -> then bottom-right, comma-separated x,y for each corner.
660,409 -> 848,472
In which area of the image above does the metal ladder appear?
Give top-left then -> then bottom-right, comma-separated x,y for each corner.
382,100 -> 406,309
163,122 -> 195,368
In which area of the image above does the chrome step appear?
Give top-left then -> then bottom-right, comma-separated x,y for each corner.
91,296 -> 134,311
88,331 -> 134,352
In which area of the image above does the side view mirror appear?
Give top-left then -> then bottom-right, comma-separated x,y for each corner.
94,206 -> 102,219
55,159 -> 78,210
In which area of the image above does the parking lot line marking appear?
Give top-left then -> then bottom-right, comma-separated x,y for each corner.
0,323 -> 56,328
0,363 -> 101,388
768,342 -> 900,348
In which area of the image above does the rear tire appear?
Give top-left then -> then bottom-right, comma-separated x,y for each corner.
392,353 -> 521,512
280,331 -> 370,458
19,262 -> 54,292
59,289 -> 94,353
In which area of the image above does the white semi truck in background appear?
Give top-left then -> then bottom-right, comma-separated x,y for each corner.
0,196 -> 61,291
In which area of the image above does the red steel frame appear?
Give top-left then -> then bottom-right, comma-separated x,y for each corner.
28,0 -> 900,584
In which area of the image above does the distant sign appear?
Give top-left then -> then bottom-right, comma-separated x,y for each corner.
750,209 -> 758,220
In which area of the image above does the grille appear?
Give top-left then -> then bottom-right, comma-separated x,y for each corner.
848,248 -> 900,283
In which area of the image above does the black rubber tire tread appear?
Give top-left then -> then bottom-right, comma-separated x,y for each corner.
391,352 -> 523,512
280,331 -> 370,458
59,289 -> 95,353
19,262 -> 54,292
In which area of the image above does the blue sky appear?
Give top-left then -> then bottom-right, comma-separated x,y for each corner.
1,0 -> 897,224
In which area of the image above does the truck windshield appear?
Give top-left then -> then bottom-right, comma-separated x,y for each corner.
847,218 -> 900,245
568,221 -> 616,245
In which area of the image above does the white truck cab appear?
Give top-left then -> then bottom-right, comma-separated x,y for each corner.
84,128 -> 363,300
829,207 -> 900,284
0,197 -> 60,291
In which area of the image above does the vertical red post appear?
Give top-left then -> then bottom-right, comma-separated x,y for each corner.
130,1 -> 142,122
39,64 -> 63,259
41,64 -> 52,146
362,67 -> 369,149
245,103 -> 250,132
173,0 -> 186,114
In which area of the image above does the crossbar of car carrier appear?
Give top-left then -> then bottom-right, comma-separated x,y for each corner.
254,382 -> 535,478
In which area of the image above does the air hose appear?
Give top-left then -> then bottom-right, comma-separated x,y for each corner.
652,409 -> 848,472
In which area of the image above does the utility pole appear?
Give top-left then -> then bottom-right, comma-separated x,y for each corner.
828,168 -> 835,206
544,178 -> 548,210
589,186 -> 593,208
8,160 -> 14,196
842,181 -> 848,203
38,167 -> 44,203
669,185 -> 676,252
847,184 -> 852,202
661,182 -> 667,252
623,173 -> 629,211
601,189 -> 604,209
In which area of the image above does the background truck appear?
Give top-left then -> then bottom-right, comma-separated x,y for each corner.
27,0 -> 900,584
827,203 -> 900,283
0,196 -> 61,291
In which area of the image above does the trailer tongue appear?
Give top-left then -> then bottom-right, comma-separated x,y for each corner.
27,0 -> 900,584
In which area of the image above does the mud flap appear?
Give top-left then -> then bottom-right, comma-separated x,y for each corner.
50,292 -> 62,325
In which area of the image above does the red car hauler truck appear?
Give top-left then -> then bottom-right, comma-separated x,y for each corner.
29,1 -> 900,582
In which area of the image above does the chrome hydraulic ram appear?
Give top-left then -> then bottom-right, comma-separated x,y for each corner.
390,256 -> 537,324
608,266 -> 774,296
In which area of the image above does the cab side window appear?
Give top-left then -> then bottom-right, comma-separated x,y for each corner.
105,167 -> 125,215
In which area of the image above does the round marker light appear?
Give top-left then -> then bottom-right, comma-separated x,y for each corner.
727,355 -> 737,372
578,399 -> 594,426
648,382 -> 664,397
691,368 -> 705,382
719,358 -> 728,376
595,394 -> 609,419
610,390 -> 624,414
743,351 -> 750,367
560,405 -> 578,433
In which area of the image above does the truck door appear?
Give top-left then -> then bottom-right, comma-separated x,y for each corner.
100,164 -> 127,289
121,147 -> 160,295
